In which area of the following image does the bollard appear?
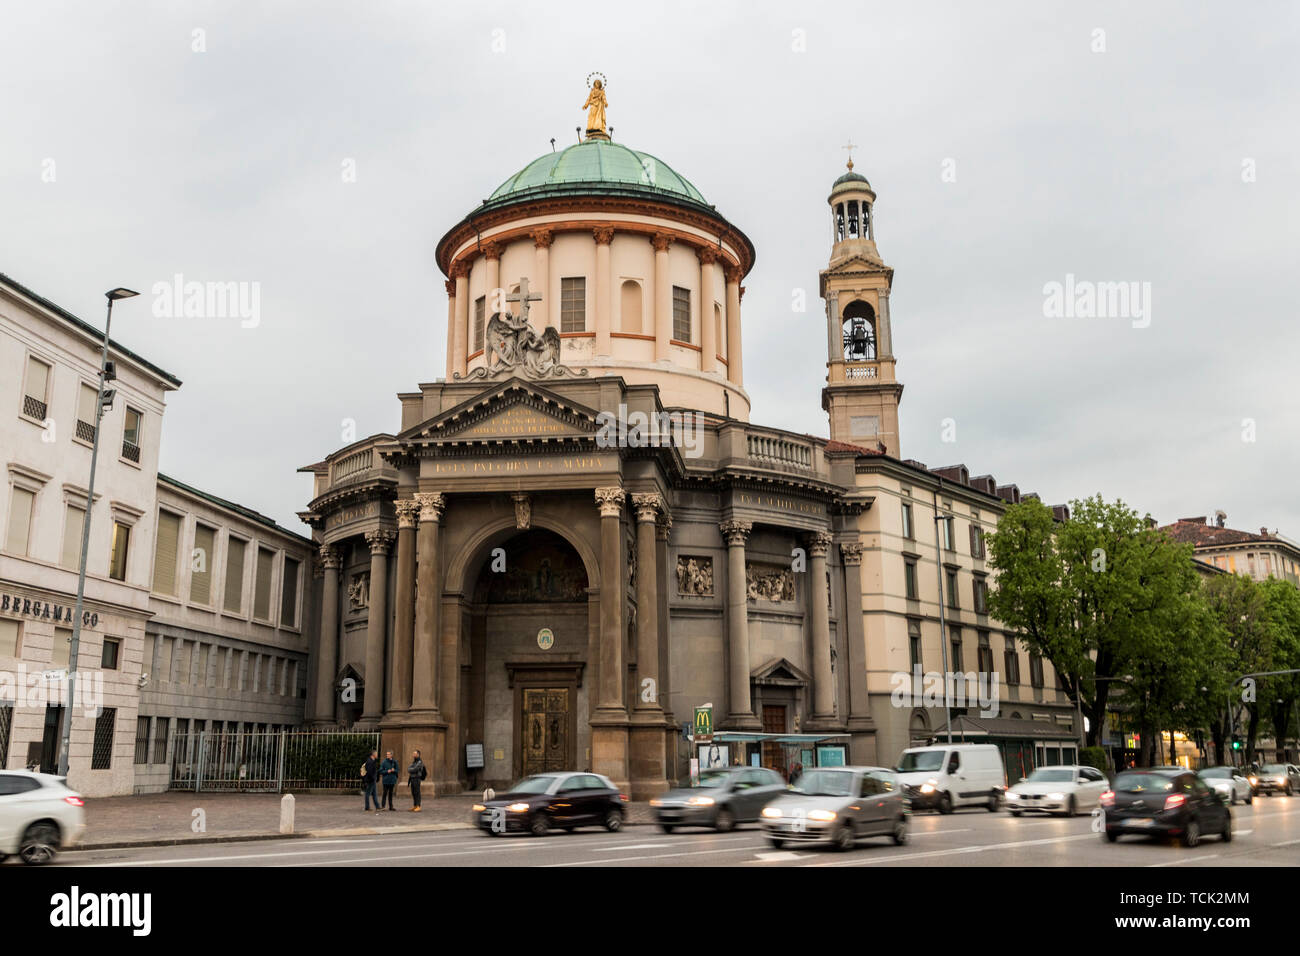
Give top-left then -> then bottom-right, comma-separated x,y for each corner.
280,793 -> 295,834
483,787 -> 495,802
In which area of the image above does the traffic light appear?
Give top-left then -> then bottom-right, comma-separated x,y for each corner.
1231,736 -> 1243,752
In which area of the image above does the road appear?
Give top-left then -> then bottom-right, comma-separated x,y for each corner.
59,795 -> 1300,868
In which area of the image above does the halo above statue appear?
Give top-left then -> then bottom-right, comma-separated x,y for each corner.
586,71 -> 607,90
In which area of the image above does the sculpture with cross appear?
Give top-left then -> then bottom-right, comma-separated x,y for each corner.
456,276 -> 588,381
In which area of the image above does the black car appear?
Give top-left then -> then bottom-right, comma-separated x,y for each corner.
473,771 -> 627,836
1101,768 -> 1231,847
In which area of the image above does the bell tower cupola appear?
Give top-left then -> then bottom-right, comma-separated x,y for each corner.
819,149 -> 903,457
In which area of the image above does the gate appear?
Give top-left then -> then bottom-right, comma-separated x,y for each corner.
169,730 -> 380,792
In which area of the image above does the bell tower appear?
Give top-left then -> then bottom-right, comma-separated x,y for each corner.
819,152 -> 903,457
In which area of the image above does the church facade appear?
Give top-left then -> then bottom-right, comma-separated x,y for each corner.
298,94 -> 1075,797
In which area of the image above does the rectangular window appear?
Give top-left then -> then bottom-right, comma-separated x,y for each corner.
190,524 -> 216,604
152,511 -> 182,596
0,618 -> 19,657
109,521 -> 131,581
22,355 -> 51,420
152,717 -> 170,764
5,486 -> 35,555
970,524 -> 985,558
908,620 -> 922,669
280,556 -> 300,627
945,569 -> 959,609
61,503 -> 85,569
122,407 -> 143,462
224,537 -> 246,613
101,637 -> 120,670
473,295 -> 486,351
76,382 -> 98,443
253,547 -> 274,621
560,277 -> 586,333
973,577 -> 988,614
0,702 -> 13,767
904,559 -> 918,600
1030,653 -> 1044,690
901,502 -> 913,539
672,285 -> 691,342
978,631 -> 994,674
51,627 -> 72,670
1004,643 -> 1021,685
942,516 -> 956,551
949,626 -> 963,671
91,708 -> 116,770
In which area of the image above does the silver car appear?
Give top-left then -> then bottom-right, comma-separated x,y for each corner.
761,766 -> 909,851
650,766 -> 787,832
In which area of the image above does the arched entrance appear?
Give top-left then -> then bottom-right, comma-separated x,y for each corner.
462,528 -> 592,788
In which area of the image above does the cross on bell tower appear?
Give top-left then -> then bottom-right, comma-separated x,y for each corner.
818,151 -> 903,457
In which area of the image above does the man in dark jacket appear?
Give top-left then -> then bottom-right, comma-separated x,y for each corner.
379,750 -> 399,811
408,750 -> 427,811
362,749 -> 379,812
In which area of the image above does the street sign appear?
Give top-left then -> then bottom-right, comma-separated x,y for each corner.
693,704 -> 713,743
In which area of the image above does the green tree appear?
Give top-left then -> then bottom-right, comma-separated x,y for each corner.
1200,574 -> 1276,763
1260,578 -> 1300,760
988,495 -> 1202,749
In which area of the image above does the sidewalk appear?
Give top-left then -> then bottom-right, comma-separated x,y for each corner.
74,789 -> 656,850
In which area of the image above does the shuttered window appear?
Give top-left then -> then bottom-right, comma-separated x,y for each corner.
0,618 -> 19,657
22,356 -> 50,419
253,547 -> 274,621
280,556 -> 300,627
224,537 -> 246,613
190,525 -> 216,605
77,383 -> 98,442
109,521 -> 131,581
672,286 -> 691,342
5,487 -> 35,555
152,511 -> 181,596
61,503 -> 85,569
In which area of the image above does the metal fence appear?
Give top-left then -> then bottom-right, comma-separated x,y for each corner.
169,730 -> 380,793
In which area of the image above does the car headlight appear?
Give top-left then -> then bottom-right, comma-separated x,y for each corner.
807,809 -> 837,822
506,802 -> 530,812
919,783 -> 936,794
1006,791 -> 1020,799
1249,776 -> 1258,785
762,807 -> 782,819
649,798 -> 663,807
1277,777 -> 1287,786
472,804 -> 486,812
1047,793 -> 1065,801
686,796 -> 715,807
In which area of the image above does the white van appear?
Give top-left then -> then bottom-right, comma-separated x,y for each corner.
895,744 -> 1006,813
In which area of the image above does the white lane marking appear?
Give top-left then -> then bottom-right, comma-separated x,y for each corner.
72,836 -> 533,867
755,851 -> 810,861
544,839 -> 767,867
911,828 -> 970,837
591,843 -> 672,851
1273,838 -> 1300,847
802,831 -> 1099,867
1147,854 -> 1218,867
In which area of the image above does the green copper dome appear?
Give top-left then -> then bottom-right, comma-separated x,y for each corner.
482,139 -> 711,212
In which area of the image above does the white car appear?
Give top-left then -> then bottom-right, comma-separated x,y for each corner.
1005,764 -> 1109,816
0,771 -> 86,865
1199,766 -> 1253,805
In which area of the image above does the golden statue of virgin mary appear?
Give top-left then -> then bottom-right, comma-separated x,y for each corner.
583,78 -> 608,140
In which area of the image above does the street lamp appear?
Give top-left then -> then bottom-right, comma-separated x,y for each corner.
932,496 -> 953,744
56,287 -> 138,777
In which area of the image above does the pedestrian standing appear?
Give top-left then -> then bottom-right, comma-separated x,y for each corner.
361,749 -> 379,812
379,750 -> 399,811
408,749 -> 427,812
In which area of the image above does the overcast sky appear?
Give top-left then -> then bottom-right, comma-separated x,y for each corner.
3,1 -> 1296,538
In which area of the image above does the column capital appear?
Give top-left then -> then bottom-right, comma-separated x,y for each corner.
696,246 -> 719,266
719,519 -> 752,546
630,492 -> 663,523
320,543 -> 342,570
365,529 -> 396,554
444,278 -> 455,296
394,498 -> 422,529
839,542 -> 864,566
449,259 -> 471,280
595,486 -> 626,518
806,530 -> 835,557
738,285 -> 747,302
650,232 -> 674,253
593,226 -> 615,245
481,240 -> 502,261
531,227 -> 554,248
723,263 -> 742,284
414,492 -> 446,522
655,512 -> 673,542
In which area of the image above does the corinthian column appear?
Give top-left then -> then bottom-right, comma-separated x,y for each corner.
697,247 -> 718,373
807,531 -> 836,722
594,227 -> 614,356
594,487 -> 626,714
390,499 -> 420,715
724,264 -> 743,386
532,228 -> 553,329
312,544 -> 341,726
720,519 -> 760,729
451,261 -> 470,376
361,530 -> 394,725
840,542 -> 872,733
411,492 -> 445,717
443,279 -> 457,381
631,493 -> 662,717
652,233 -> 673,361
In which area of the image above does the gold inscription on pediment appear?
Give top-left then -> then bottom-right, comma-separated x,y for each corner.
459,406 -> 574,438
431,455 -> 607,475
736,492 -> 822,515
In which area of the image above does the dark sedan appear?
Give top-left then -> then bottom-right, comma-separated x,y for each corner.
1101,768 -> 1231,847
650,766 -> 787,832
473,772 -> 627,836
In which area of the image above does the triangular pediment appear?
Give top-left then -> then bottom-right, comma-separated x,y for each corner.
752,656 -> 812,686
821,253 -> 893,277
398,378 -> 600,447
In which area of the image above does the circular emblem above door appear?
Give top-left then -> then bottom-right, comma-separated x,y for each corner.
537,627 -> 555,650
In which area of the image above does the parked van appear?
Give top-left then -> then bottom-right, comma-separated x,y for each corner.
895,743 -> 1006,813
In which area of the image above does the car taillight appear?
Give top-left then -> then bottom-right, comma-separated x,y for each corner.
1099,790 -> 1114,806
1163,793 -> 1185,810
63,795 -> 85,807
619,793 -> 629,802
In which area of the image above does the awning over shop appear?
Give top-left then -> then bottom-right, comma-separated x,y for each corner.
703,732 -> 850,744
926,714 -> 1078,743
